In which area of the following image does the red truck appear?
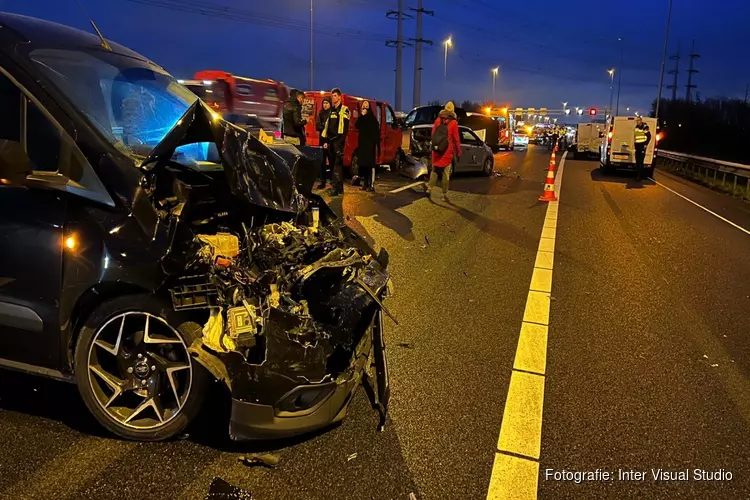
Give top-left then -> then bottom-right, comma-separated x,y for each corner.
181,70 -> 288,133
302,91 -> 403,176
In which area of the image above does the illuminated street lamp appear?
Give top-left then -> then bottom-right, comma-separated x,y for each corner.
491,67 -> 499,100
562,101 -> 568,112
444,36 -> 452,80
577,108 -> 584,116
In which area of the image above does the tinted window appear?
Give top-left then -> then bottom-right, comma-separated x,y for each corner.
0,72 -> 21,142
235,83 -> 252,96
26,100 -> 61,172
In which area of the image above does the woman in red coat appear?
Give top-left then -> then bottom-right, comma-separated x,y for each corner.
427,101 -> 461,201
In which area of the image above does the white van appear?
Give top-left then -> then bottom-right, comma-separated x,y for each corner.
575,123 -> 605,159
600,116 -> 658,176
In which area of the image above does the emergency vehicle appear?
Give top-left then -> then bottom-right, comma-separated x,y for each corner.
180,71 -> 288,133
303,91 -> 403,176
600,116 -> 659,176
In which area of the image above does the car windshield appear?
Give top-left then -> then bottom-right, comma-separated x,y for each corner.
30,48 -> 214,164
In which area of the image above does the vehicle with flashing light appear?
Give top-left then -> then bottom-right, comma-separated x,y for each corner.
512,127 -> 530,149
600,116 -> 658,175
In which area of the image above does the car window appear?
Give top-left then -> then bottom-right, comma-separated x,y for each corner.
460,129 -> 478,144
404,110 -> 416,127
385,105 -> 394,126
0,72 -> 20,144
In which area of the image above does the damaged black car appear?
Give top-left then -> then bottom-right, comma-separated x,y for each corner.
0,13 -> 390,441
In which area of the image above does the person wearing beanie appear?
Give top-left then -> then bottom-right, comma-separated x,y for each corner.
427,101 -> 461,201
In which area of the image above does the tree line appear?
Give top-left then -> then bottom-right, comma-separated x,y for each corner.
652,98 -> 750,164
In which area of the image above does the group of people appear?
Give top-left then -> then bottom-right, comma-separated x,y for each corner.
282,87 -> 379,196
282,90 -> 463,200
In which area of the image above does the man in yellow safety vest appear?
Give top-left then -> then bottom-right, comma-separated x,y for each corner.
634,116 -> 652,181
322,88 -> 350,196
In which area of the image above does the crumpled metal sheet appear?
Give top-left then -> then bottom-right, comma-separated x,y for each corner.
141,100 -> 301,213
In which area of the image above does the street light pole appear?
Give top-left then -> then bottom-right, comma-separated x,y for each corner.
309,0 -> 314,90
616,37 -> 623,115
655,0 -> 674,126
492,67 -> 499,101
444,36 -> 452,80
608,69 -> 615,117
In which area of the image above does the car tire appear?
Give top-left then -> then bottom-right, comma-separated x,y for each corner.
482,157 -> 493,176
74,294 -> 209,441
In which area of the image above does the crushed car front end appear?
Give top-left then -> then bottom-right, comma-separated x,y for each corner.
142,102 -> 391,439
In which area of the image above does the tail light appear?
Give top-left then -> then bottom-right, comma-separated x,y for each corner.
607,131 -> 613,145
273,131 -> 282,138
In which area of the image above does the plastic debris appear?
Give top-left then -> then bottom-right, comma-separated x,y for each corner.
409,493 -> 418,500
702,354 -> 709,359
710,364 -> 719,368
347,452 -> 358,462
205,478 -> 253,500
396,343 -> 414,349
424,235 -> 430,246
238,453 -> 281,469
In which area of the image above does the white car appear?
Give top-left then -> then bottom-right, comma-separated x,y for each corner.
513,133 -> 530,149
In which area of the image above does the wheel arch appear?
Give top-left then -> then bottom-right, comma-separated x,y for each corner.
64,281 -> 152,373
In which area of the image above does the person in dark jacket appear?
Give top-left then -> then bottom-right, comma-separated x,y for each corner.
355,100 -> 380,192
315,97 -> 332,189
282,89 -> 307,145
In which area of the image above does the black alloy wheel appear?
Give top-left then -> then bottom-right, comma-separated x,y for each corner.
75,295 -> 208,441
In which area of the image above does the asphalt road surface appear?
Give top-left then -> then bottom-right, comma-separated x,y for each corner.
0,145 -> 748,500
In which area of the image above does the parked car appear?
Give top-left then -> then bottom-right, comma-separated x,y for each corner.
0,13 -> 390,442
409,125 -> 494,176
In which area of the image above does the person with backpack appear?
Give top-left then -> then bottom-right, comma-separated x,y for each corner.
427,101 -> 461,201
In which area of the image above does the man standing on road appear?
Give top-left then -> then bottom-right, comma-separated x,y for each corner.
282,89 -> 307,146
427,101 -> 461,201
634,116 -> 652,181
322,88 -> 350,196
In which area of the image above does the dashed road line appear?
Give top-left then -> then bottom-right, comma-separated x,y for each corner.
650,177 -> 750,236
389,181 -> 425,194
486,152 -> 567,500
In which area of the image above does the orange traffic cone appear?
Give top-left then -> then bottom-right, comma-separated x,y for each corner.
549,156 -> 557,172
539,163 -> 557,202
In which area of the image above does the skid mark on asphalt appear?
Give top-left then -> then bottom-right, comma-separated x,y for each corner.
486,153 -> 567,500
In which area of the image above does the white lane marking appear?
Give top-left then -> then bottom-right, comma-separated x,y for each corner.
486,152 -> 567,500
650,177 -> 750,236
389,181 -> 425,194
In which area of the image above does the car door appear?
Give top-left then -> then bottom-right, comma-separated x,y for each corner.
0,70 -> 67,369
458,128 -> 481,171
380,104 -> 401,165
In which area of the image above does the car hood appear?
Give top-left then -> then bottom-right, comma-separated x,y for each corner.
141,100 -> 300,213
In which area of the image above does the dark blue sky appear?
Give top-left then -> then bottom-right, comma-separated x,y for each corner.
4,0 -> 749,114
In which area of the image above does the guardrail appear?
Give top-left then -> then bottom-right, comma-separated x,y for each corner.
655,149 -> 750,199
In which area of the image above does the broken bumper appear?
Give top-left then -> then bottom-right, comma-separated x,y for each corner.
228,310 -> 387,440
